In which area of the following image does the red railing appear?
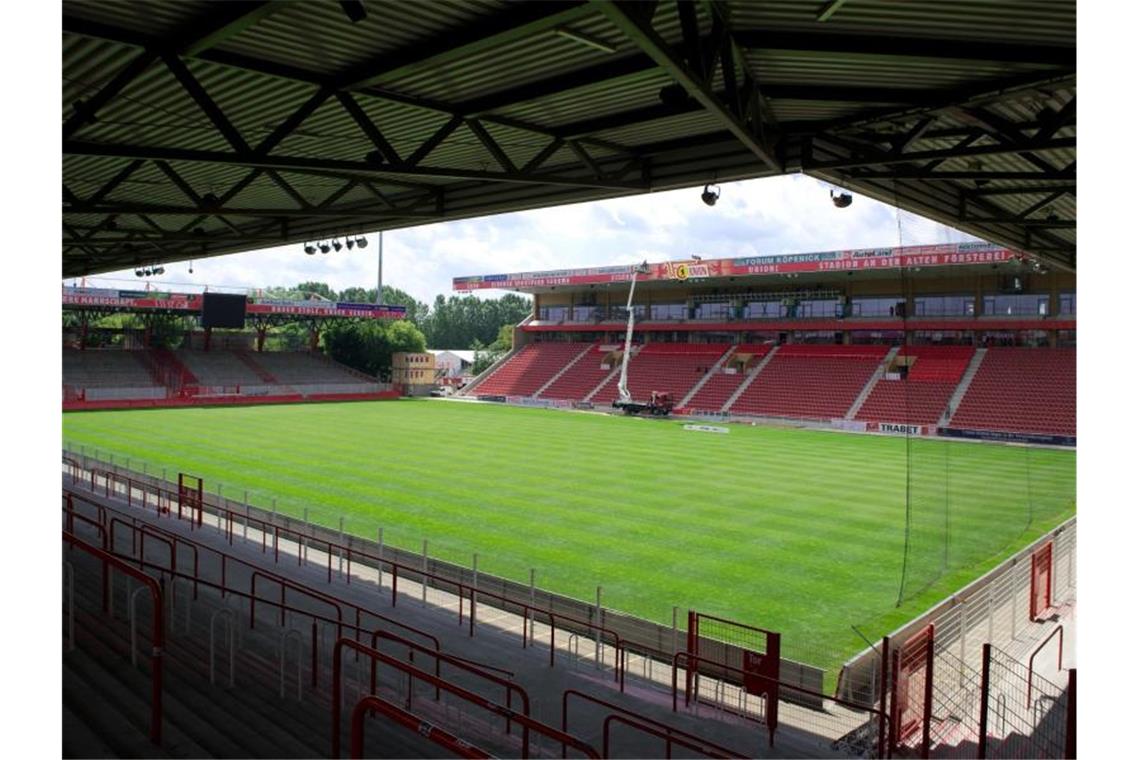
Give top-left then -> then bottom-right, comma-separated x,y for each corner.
604,713 -> 736,759
670,652 -> 891,758
67,461 -> 629,686
561,689 -> 743,759
332,638 -> 598,759
63,531 -> 165,744
1027,625 -> 1064,708
349,694 -> 491,759
66,488 -> 444,665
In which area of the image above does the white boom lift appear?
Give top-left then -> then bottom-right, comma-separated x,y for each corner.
613,260 -> 674,416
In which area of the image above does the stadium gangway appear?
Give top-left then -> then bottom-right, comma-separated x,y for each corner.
91,547 -> 516,701
66,488 -> 445,665
1026,625 -> 1064,708
333,637 -> 600,759
561,689 -> 745,759
671,652 -> 893,758
349,694 -> 492,759
603,713 -> 739,759
63,531 -> 165,744
66,459 -> 631,689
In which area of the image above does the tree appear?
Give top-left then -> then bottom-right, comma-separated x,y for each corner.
321,318 -> 428,379
296,281 -> 336,301
420,293 -> 532,348
470,324 -> 514,375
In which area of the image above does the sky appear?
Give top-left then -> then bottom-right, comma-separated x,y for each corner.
76,173 -> 977,305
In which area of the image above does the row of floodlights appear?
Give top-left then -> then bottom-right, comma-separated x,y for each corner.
304,236 -> 369,255
699,183 -> 852,209
135,265 -> 165,277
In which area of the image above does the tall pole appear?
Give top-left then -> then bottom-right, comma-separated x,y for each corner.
375,232 -> 383,304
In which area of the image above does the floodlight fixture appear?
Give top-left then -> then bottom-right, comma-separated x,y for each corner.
319,241 -> 331,254
831,190 -> 852,208
332,239 -> 343,252
357,236 -> 368,248
701,184 -> 720,207
304,243 -> 316,255
346,238 -> 355,250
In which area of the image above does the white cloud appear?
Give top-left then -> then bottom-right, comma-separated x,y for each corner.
77,174 -> 977,304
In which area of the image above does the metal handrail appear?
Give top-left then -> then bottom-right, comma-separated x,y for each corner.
349,694 -> 491,760
67,488 -> 444,665
1027,625 -> 1064,708
68,473 -> 628,687
63,531 -> 164,744
63,561 -> 75,652
603,713 -> 737,759
279,629 -> 303,701
332,637 -> 597,759
561,689 -> 742,759
209,608 -> 235,687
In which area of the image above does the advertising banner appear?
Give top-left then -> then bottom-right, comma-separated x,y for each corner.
62,287 -> 406,320
453,243 -> 1017,291
938,427 -> 1075,447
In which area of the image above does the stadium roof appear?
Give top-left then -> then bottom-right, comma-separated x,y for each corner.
63,1 -> 1076,279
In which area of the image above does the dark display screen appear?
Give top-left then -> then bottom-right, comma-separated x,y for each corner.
201,293 -> 247,328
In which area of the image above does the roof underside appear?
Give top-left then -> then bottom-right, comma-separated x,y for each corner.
62,0 -> 1076,278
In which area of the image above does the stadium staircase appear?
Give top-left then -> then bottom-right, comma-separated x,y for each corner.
148,348 -> 199,394
538,345 -> 623,402
845,346 -> 900,419
853,346 -> 974,425
233,351 -> 279,383
727,345 -> 888,420
676,346 -> 737,409
949,348 -> 1075,437
589,344 -> 728,406
65,464 -> 811,759
940,349 -> 987,426
463,342 -> 592,398
531,343 -> 598,398
719,345 -> 780,412
582,348 -> 636,402
682,345 -> 773,413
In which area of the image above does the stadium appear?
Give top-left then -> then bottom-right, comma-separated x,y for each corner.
57,2 -> 1081,759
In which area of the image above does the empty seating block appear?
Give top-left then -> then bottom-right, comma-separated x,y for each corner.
950,348 -> 1075,436
684,344 -> 773,412
177,350 -> 263,386
62,349 -> 160,389
538,346 -> 618,401
591,343 -> 730,406
475,342 -> 592,397
855,346 -> 975,425
729,344 -> 888,420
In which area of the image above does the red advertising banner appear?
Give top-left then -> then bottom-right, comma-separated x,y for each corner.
453,242 -> 1019,291
62,287 -> 407,320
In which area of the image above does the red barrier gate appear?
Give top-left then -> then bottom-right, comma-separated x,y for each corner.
1030,541 -> 1054,621
891,624 -> 934,757
687,611 -> 780,746
177,473 -> 204,526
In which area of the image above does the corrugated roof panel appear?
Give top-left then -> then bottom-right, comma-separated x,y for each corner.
593,111 -> 725,146
494,68 -> 676,128
213,0 -> 506,79
65,0 -> 212,38
731,1 -> 1074,46
745,51 -> 1053,90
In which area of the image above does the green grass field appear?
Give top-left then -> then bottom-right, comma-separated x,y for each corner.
62,399 -> 1075,672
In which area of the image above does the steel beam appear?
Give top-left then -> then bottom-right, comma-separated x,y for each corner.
64,203 -> 440,219
805,137 -> 1074,171
734,30 -> 1075,67
599,2 -> 780,171
63,141 -> 648,191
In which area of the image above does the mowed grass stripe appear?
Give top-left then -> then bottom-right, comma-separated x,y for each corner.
63,399 -> 1074,671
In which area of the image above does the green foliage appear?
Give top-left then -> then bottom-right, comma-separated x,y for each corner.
420,293 -> 531,348
471,324 -> 514,375
322,318 -> 428,379
63,401 -> 1076,676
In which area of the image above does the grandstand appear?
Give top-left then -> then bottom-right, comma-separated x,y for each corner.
457,243 -> 1077,444
59,0 -> 1078,757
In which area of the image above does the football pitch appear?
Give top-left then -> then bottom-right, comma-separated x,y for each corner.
62,399 -> 1075,671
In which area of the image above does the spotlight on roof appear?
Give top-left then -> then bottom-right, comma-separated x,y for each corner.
304,243 -> 316,255
346,238 -> 355,250
701,183 -> 720,207
356,236 -> 368,248
135,269 -> 143,277
154,266 -> 165,275
319,241 -> 331,254
831,190 -> 852,208
332,239 -> 343,252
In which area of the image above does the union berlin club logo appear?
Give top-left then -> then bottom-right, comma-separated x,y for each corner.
665,260 -> 715,280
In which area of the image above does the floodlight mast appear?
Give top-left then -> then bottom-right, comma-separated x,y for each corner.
618,260 -> 651,404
